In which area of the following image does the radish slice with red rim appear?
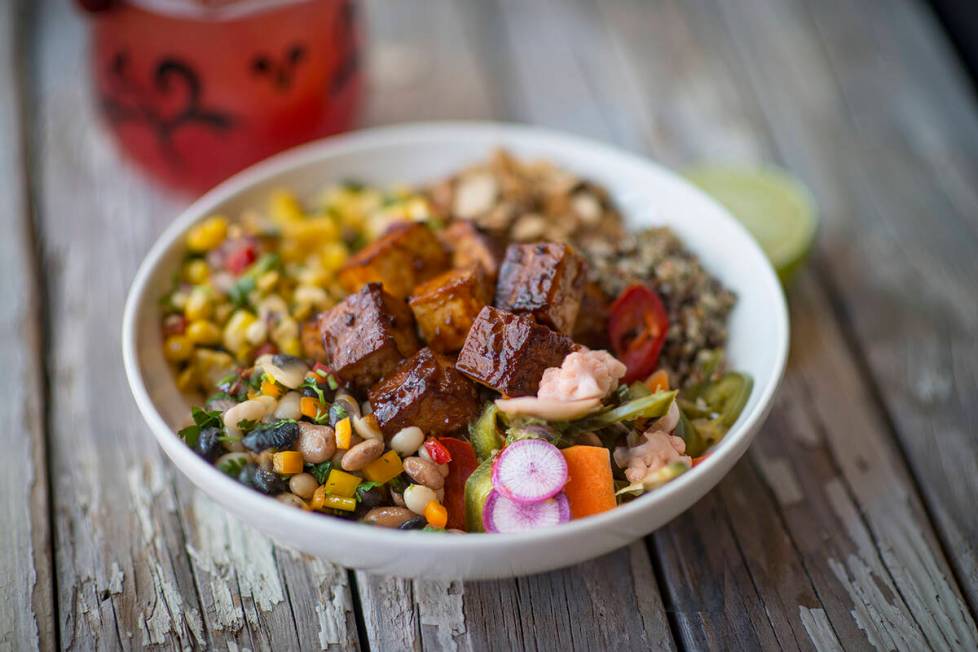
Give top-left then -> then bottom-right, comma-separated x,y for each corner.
491,438 -> 568,503
483,490 -> 570,533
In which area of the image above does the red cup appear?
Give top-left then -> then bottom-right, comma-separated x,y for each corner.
85,0 -> 363,194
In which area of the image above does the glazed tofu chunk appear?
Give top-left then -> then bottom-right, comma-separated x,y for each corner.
318,283 -> 420,390
455,306 -> 576,397
339,221 -> 449,299
409,266 -> 493,353
369,347 -> 481,436
494,242 -> 587,335
572,280 -> 611,350
439,221 -> 505,280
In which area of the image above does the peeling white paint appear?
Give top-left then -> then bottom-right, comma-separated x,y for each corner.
290,551 -> 355,650
825,479 -> 926,651
799,606 -> 842,652
416,579 -> 469,651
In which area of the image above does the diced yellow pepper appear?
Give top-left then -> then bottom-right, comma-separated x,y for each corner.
186,215 -> 228,252
300,396 -> 321,419
325,469 -> 361,498
272,451 -> 304,475
261,378 -> 283,398
310,485 -> 326,510
424,501 -> 448,529
335,417 -> 352,449
362,450 -> 404,484
321,494 -> 357,512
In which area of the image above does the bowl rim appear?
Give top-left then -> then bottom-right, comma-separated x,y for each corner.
123,120 -> 789,551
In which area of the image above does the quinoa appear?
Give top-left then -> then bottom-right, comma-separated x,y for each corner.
582,228 -> 737,388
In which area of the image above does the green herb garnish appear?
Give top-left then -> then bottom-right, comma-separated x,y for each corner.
177,406 -> 224,447
217,453 -> 249,478
308,461 -> 334,484
228,253 -> 280,308
301,375 -> 327,404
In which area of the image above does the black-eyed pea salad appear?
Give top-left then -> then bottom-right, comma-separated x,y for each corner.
165,153 -> 751,534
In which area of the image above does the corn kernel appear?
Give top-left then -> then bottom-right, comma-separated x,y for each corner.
184,287 -> 212,322
261,378 -> 283,398
186,215 -> 228,252
424,501 -> 448,529
272,451 -> 304,475
224,309 -> 257,356
256,270 -> 280,293
362,450 -> 404,484
320,494 -> 357,512
325,469 -> 361,498
320,242 -> 348,272
176,366 -> 197,392
213,302 -> 234,325
163,335 -> 193,362
280,338 -> 301,357
270,190 -> 305,222
183,259 -> 210,284
300,396 -> 321,419
186,320 -> 221,345
335,417 -> 352,449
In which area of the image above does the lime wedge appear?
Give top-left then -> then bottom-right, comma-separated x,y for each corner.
684,165 -> 818,286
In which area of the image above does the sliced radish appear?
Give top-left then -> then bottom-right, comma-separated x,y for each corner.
492,438 -> 568,503
483,490 -> 570,533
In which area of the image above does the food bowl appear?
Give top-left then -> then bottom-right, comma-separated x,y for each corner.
123,122 -> 788,579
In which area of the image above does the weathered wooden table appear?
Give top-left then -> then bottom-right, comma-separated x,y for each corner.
3,0 -> 978,649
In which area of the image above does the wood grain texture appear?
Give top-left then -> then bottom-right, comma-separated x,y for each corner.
31,3 -> 359,649
0,2 -> 55,650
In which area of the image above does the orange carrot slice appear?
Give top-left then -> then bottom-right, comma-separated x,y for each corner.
561,445 -> 616,519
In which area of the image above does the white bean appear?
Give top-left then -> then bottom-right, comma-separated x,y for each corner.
274,391 -> 302,420
223,398 -> 272,437
390,427 -> 425,455
403,484 -> 437,515
352,415 -> 383,441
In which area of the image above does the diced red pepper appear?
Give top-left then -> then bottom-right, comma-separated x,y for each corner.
424,437 -> 453,465
439,438 -> 478,531
224,239 -> 258,275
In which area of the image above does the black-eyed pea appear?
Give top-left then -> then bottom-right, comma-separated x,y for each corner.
362,506 -> 415,528
288,472 -> 318,500
402,456 -> 444,490
340,438 -> 384,471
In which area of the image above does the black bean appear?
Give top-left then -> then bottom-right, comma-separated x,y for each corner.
237,463 -> 259,488
195,426 -> 223,462
242,420 -> 299,451
328,401 -> 349,426
354,486 -> 387,516
398,516 -> 427,530
253,468 -> 288,495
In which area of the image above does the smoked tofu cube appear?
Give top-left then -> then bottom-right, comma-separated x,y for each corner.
439,221 -> 505,280
572,281 -> 611,350
339,222 -> 449,299
409,267 -> 493,353
318,283 -> 420,390
455,306 -> 576,397
369,348 -> 481,436
300,318 -> 327,362
494,242 -> 587,335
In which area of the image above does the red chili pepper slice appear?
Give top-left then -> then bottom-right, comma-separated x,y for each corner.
424,437 -> 453,465
608,284 -> 669,384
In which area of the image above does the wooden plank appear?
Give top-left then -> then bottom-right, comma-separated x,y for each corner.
583,0 -> 978,648
0,1 -> 56,650
702,0 -> 978,627
32,2 -> 359,649
352,2 -> 678,649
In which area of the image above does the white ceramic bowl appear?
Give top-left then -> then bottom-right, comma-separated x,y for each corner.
123,122 -> 788,579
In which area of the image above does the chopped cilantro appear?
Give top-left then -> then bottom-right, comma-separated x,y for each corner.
228,253 -> 280,308
235,418 -> 259,433
308,461 -> 333,484
217,454 -> 249,477
301,376 -> 327,404
178,406 -> 224,447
